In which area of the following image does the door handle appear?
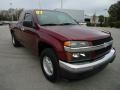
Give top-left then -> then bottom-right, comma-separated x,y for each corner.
20,26 -> 24,31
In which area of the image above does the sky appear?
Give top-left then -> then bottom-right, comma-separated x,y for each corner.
0,0 -> 119,15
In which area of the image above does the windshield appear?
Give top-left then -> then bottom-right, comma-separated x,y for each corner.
36,10 -> 78,26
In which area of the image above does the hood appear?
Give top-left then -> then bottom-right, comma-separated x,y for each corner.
42,25 -> 110,41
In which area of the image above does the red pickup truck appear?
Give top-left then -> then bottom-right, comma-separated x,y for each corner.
10,10 -> 116,82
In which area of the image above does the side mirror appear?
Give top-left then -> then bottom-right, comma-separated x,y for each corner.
23,21 -> 33,28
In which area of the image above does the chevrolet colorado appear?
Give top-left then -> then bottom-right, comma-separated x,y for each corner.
9,10 -> 116,82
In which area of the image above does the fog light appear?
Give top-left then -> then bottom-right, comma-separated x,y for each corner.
72,53 -> 80,58
72,53 -> 86,58
80,53 -> 86,57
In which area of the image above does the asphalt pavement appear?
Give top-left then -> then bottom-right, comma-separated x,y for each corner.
0,25 -> 120,90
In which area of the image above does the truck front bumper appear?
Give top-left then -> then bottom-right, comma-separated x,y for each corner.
59,48 -> 116,73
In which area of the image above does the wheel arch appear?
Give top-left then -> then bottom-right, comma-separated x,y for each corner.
38,41 -> 58,57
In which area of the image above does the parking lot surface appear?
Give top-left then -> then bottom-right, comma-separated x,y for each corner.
0,25 -> 120,90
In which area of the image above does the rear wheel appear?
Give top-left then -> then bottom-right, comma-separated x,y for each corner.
12,33 -> 21,47
40,48 -> 60,82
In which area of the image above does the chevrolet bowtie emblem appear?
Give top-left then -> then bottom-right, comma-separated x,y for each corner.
104,43 -> 108,48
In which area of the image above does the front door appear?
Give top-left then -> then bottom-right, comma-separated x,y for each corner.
21,13 -> 38,54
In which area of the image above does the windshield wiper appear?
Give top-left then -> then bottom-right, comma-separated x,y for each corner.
59,23 -> 77,25
41,24 -> 59,26
41,23 -> 77,26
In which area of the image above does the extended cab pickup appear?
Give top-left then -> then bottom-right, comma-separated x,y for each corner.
9,10 -> 116,82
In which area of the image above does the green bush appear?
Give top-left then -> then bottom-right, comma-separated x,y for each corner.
102,23 -> 109,27
109,21 -> 120,28
87,23 -> 108,27
114,21 -> 120,28
87,22 -> 120,28
87,23 -> 94,26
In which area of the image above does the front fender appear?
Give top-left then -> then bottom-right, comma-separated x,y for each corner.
37,31 -> 66,60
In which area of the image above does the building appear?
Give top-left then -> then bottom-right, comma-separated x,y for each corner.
85,15 -> 99,24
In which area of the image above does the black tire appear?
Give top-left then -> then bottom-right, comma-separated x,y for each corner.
12,33 -> 21,47
40,48 -> 60,82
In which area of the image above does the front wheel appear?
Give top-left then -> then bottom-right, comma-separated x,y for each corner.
40,48 -> 60,82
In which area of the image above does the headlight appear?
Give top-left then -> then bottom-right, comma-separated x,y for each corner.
64,41 -> 89,48
65,52 -> 91,62
64,41 -> 91,62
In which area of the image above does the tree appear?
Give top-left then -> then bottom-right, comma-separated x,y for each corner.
0,14 -> 2,21
98,15 -> 104,26
108,1 -> 120,28
92,14 -> 97,26
16,9 -> 23,20
108,1 -> 120,22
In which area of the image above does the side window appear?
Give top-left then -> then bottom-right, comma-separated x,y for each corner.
24,14 -> 33,22
23,13 -> 34,28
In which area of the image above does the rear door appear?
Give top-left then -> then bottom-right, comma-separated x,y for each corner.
14,22 -> 24,42
13,11 -> 25,43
